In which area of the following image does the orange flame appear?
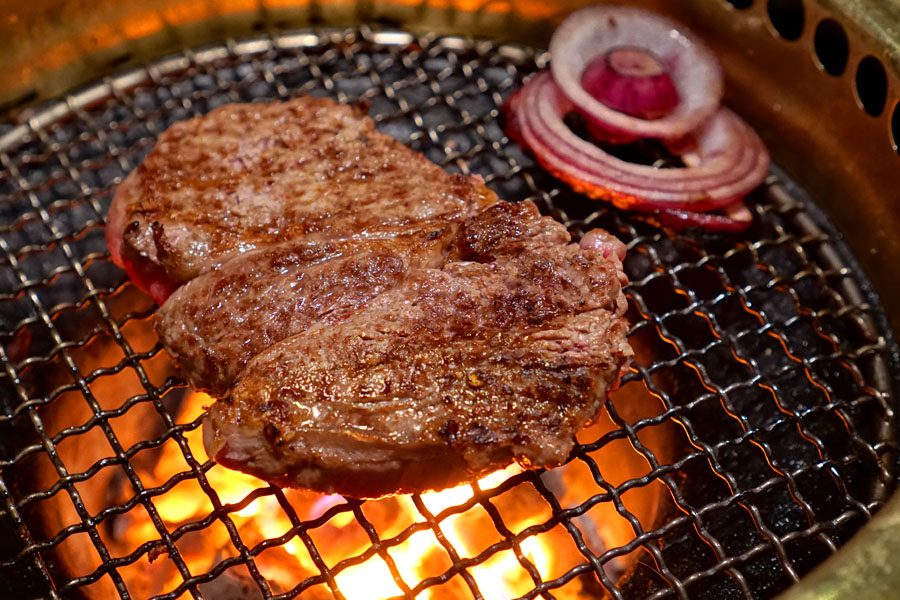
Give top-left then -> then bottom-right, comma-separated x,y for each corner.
102,386 -> 669,599
34,321 -> 669,600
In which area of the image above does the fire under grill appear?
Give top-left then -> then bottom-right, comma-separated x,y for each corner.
0,27 -> 898,600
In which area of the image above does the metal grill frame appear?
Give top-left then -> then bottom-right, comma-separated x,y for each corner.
0,27 -> 897,600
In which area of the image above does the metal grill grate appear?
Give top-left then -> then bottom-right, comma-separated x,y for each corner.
0,27 -> 897,600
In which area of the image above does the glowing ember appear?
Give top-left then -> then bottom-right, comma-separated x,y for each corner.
108,392 -> 585,598
37,369 -> 668,600
18,292 -> 670,600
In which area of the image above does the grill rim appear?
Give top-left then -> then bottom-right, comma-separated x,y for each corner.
0,24 -> 897,600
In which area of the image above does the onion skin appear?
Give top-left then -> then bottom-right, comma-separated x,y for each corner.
581,47 -> 680,121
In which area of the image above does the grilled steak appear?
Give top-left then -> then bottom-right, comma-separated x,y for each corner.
108,96 -> 631,497
203,202 -> 631,497
155,222 -> 458,397
106,97 -> 496,303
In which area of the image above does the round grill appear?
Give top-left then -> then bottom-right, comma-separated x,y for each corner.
0,27 -> 897,600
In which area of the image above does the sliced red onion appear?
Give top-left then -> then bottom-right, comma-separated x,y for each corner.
513,72 -> 769,212
550,5 -> 723,140
653,201 -> 754,232
581,46 -> 680,120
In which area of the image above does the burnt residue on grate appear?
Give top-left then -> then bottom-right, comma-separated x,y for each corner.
0,28 -> 897,600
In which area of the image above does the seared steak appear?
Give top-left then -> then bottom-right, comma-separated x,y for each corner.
203,202 -> 631,497
155,221 -> 458,397
108,97 -> 631,497
106,97 -> 496,303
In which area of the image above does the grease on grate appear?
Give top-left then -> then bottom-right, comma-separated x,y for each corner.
0,28 -> 896,600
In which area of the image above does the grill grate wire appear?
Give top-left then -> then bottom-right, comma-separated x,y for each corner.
0,27 -> 896,600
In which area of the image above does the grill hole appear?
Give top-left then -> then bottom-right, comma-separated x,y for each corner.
767,0 -> 805,41
891,100 -> 900,154
813,19 -> 849,76
854,56 -> 888,116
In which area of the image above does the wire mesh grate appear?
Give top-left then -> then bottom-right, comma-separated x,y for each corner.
0,27 -> 897,600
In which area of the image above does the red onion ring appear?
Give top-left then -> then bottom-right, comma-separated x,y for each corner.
513,72 -> 770,213
653,201 -> 754,232
580,47 -> 681,121
549,5 -> 723,141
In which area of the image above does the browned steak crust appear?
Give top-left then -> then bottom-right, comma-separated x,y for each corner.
203,202 -> 631,498
109,96 -> 632,498
155,221 -> 459,396
109,96 -> 496,289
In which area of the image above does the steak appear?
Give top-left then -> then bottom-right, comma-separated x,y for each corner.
155,221 -> 459,397
107,96 -> 631,498
203,202 -> 632,497
106,97 -> 496,303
